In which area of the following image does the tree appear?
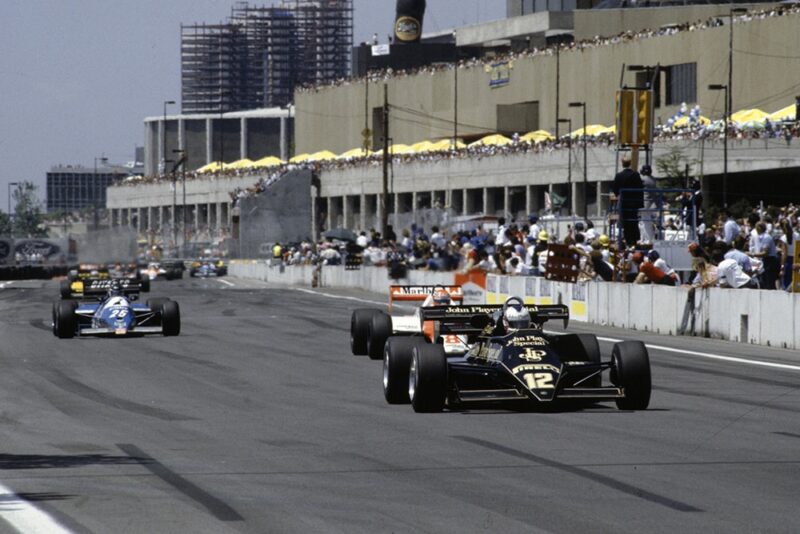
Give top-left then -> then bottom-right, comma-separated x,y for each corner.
11,182 -> 47,237
655,146 -> 697,189
0,211 -> 11,236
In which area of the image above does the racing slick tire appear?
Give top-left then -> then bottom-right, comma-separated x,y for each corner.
59,280 -> 72,300
147,298 -> 170,316
55,300 -> 78,339
383,336 -> 424,404
351,309 -> 378,355
409,343 -> 447,413
611,341 -> 651,410
161,300 -> 180,336
367,311 -> 392,360
140,275 -> 151,293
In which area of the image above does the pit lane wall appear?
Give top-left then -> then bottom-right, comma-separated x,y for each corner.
230,261 -> 800,350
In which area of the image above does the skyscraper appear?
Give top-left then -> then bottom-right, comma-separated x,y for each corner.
181,1 -> 353,113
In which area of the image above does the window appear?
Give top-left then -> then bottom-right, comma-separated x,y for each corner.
666,63 -> 696,106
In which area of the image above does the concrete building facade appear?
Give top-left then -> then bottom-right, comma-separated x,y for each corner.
295,5 -> 796,155
143,108 -> 293,176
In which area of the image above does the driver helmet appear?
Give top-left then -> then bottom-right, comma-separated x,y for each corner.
503,302 -> 531,332
432,288 -> 450,305
108,279 -> 123,297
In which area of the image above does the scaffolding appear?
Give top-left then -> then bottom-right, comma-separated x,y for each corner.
181,1 -> 353,113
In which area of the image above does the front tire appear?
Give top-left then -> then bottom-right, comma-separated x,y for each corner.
350,309 -> 378,355
161,300 -> 181,336
367,311 -> 392,360
59,280 -> 72,299
410,343 -> 447,413
383,336 -> 424,404
611,341 -> 651,410
55,300 -> 78,338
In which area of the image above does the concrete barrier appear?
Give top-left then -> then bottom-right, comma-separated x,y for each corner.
230,262 -> 800,349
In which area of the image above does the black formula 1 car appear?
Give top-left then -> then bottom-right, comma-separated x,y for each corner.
61,264 -> 149,299
381,297 -> 651,412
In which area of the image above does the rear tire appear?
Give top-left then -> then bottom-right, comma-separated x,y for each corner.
383,337 -> 424,404
350,309 -> 378,355
611,341 -> 651,410
367,312 -> 392,360
410,343 -> 447,413
55,300 -> 78,338
161,300 -> 181,336
59,280 -> 72,299
140,276 -> 151,293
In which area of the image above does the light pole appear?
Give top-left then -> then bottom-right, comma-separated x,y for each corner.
452,30 -> 458,147
557,118 -> 572,214
162,100 -> 175,175
93,156 -> 108,230
709,84 -> 729,207
7,182 -> 18,230
173,149 -> 187,254
569,101 -> 588,220
728,8 -> 747,123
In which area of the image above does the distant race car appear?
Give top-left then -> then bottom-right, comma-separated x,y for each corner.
60,271 -> 149,299
381,297 -> 652,413
142,261 -> 184,281
189,259 -> 227,277
52,278 -> 180,339
350,285 -> 466,360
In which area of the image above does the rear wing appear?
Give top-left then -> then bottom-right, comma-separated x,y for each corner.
420,304 -> 570,328
80,277 -> 142,297
388,285 -> 463,311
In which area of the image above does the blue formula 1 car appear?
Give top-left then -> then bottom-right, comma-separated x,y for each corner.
52,278 -> 180,339
381,297 -> 651,413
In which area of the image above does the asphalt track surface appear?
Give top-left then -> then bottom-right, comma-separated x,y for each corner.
0,276 -> 799,533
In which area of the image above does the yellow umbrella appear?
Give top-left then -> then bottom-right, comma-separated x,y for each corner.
731,109 -> 769,125
428,139 -> 466,151
373,143 -> 414,156
289,153 -> 311,163
569,124 -> 613,137
767,104 -> 796,122
196,161 -> 223,173
225,158 -> 254,170
252,156 -> 284,168
521,130 -> 555,143
672,116 -> 711,129
337,147 -> 371,159
306,150 -> 338,162
411,140 -> 435,152
468,134 -> 512,147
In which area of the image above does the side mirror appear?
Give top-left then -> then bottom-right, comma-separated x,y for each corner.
129,294 -> 138,301
470,315 -> 491,329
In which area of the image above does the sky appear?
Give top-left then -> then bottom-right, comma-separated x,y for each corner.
0,0 -> 506,211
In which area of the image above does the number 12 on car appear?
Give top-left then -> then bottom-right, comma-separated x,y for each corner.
523,372 -> 554,389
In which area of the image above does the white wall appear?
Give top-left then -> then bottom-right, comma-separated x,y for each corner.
230,262 -> 800,350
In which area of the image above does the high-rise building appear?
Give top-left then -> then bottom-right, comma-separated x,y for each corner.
181,1 -> 353,114
46,163 -> 129,213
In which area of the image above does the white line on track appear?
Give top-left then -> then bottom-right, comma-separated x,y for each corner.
0,281 -> 12,289
292,287 -> 385,306
217,278 -> 235,287
0,482 -> 72,533
291,287 -> 800,373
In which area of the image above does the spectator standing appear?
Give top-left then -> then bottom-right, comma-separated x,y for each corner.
611,154 -> 643,247
724,237 -> 754,274
639,165 -> 657,244
750,221 -> 779,289
722,209 -> 740,245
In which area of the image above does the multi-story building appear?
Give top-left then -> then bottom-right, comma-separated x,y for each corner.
180,0 -> 353,113
47,162 -> 132,213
